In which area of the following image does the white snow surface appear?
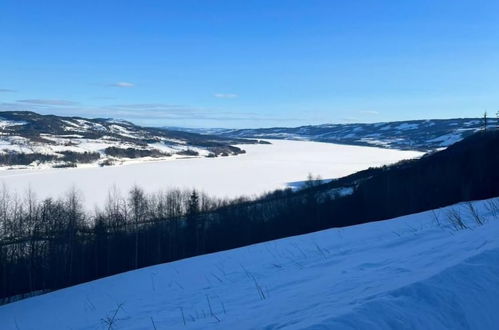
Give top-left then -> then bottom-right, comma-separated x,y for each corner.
0,119 -> 26,129
429,133 -> 464,147
0,140 -> 422,207
1,198 -> 498,329
395,123 -> 419,130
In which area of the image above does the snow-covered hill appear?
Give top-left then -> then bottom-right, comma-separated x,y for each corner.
1,197 -> 498,329
178,118 -> 499,151
0,111 -> 258,169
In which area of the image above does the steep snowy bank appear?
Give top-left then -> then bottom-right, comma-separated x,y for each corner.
0,198 -> 497,329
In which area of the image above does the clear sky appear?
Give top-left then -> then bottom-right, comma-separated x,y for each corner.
1,1 -> 498,128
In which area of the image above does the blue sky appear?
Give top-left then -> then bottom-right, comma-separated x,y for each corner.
1,1 -> 498,128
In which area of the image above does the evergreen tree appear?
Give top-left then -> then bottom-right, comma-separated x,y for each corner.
186,190 -> 200,253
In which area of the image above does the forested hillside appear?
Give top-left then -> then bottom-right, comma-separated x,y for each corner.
180,117 -> 499,151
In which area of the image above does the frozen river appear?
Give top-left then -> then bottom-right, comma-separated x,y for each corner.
0,140 -> 423,207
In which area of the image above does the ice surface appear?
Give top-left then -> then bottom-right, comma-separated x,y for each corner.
0,140 -> 422,208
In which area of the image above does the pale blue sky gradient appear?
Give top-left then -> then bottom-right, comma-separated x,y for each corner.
1,1 -> 498,127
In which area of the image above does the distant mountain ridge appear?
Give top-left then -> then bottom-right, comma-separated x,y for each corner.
0,111 -> 259,168
173,118 -> 498,151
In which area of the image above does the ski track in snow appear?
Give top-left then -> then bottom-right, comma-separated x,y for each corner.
0,140 -> 422,208
0,198 -> 498,329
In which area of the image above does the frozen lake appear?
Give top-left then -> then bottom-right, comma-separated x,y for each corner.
0,140 -> 423,207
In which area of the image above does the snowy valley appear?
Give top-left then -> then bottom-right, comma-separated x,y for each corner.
3,2 -> 499,328
0,112 -> 497,330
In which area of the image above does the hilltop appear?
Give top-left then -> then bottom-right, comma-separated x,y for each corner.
0,111 -> 260,169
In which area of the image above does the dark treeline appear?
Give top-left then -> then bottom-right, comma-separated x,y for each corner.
104,146 -> 171,158
1,130 -> 498,302
0,151 -> 100,166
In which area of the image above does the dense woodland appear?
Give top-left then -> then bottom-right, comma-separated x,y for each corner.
0,131 -> 498,302
104,147 -> 170,159
0,151 -> 101,166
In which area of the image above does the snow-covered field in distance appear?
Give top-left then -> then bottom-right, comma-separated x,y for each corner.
1,198 -> 498,329
0,140 -> 422,207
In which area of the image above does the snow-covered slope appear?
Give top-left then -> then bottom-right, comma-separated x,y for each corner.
180,118 -> 499,151
0,111 -> 256,169
1,197 -> 498,329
